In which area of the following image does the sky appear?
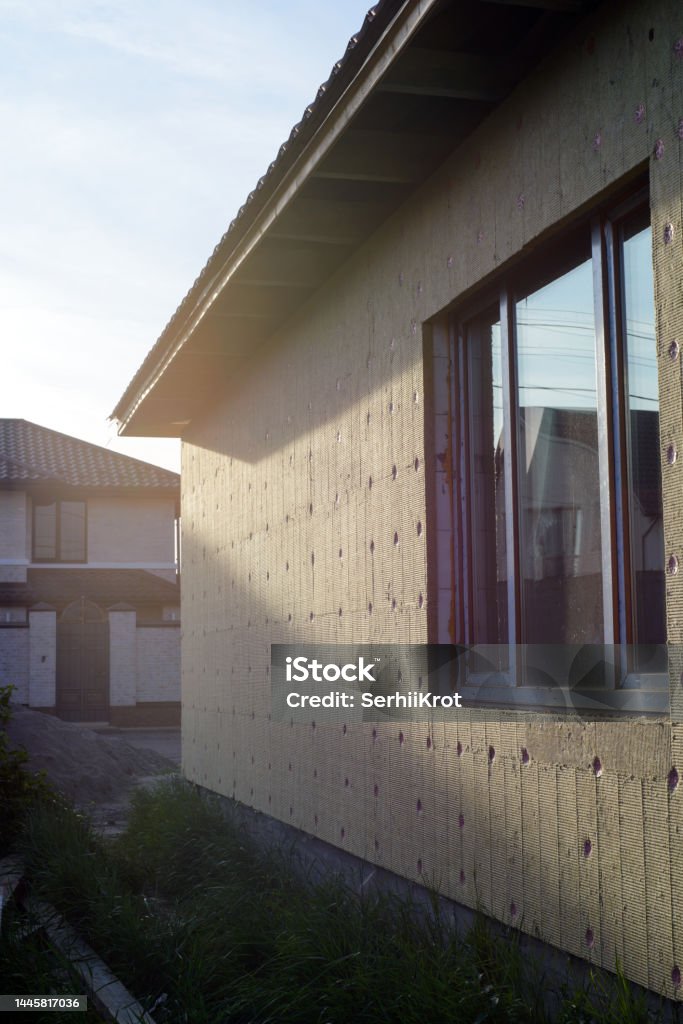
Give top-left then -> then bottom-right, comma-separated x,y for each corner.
0,0 -> 373,473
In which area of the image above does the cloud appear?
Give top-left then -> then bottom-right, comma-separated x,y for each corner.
0,0 -> 365,94
0,0 -> 372,469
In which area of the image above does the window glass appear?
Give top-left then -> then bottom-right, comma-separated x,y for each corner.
622,221 -> 665,649
33,501 -> 57,560
447,191 -> 666,702
515,256 -> 604,644
0,607 -> 27,624
60,501 -> 86,561
467,309 -> 507,644
33,499 -> 86,561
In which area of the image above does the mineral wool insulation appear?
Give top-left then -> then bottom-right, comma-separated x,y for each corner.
180,0 -> 683,1000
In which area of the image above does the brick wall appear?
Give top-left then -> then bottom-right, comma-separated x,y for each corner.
0,611 -> 179,718
87,497 -> 176,568
110,613 -> 180,706
27,609 -> 55,708
0,626 -> 29,702
135,626 -> 180,702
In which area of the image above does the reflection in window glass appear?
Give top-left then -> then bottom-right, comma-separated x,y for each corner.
60,502 -> 86,561
33,499 -> 86,562
468,310 -> 507,645
622,222 -> 665,649
33,502 -> 57,560
0,607 -> 27,623
516,258 -> 604,643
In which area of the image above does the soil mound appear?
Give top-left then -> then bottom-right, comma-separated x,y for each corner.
5,706 -> 174,807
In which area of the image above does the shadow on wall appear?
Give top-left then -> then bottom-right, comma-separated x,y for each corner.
173,225 -> 682,995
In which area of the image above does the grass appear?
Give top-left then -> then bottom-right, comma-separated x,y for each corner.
0,904 -> 105,1024
5,779 -> 667,1024
0,684 -> 57,855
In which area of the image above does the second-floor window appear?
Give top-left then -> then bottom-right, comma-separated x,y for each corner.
33,499 -> 86,562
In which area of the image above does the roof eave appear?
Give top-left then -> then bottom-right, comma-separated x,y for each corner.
112,0 -> 437,436
113,0 -> 600,438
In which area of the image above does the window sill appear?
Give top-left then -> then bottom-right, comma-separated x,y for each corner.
31,559 -> 88,565
457,681 -> 669,715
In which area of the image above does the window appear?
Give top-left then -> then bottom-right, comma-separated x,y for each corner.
33,499 -> 86,562
0,607 -> 27,625
442,187 -> 666,708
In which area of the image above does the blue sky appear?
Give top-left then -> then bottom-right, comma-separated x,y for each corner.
0,0 -> 372,471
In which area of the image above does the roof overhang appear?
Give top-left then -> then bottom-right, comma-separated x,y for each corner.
112,0 -> 600,438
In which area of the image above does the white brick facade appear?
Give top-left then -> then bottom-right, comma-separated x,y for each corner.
0,626 -> 29,702
27,608 -> 56,708
0,494 -> 176,576
0,421 -> 180,721
109,612 -> 181,709
87,497 -> 176,569
3,612 -> 180,714
135,627 -> 181,702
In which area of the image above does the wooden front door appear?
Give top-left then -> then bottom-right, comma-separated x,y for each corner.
56,598 -> 109,722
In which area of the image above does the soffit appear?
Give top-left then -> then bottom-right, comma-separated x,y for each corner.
113,0 -> 599,437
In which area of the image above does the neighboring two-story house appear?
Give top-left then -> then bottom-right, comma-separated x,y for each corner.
0,419 -> 180,724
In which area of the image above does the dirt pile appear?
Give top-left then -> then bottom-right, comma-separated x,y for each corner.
5,706 -> 175,807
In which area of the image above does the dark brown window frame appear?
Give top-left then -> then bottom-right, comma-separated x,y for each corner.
32,497 -> 88,564
430,182 -> 668,712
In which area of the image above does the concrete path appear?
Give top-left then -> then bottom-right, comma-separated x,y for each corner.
91,727 -> 181,766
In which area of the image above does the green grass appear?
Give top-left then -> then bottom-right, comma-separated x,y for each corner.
6,779 -> 666,1024
0,684 -> 58,854
0,900 -> 104,1023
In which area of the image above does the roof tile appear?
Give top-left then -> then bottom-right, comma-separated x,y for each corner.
0,420 -> 178,490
